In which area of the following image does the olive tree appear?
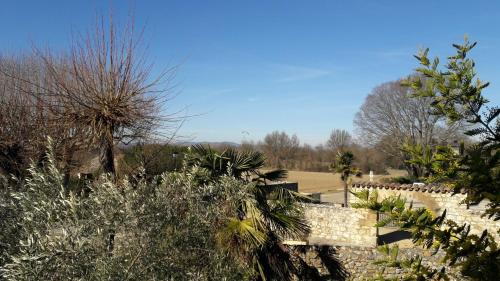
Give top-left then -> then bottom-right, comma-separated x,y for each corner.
0,145 -> 250,280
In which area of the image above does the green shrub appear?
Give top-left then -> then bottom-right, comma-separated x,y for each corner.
380,176 -> 414,184
0,151 -> 250,280
119,144 -> 187,178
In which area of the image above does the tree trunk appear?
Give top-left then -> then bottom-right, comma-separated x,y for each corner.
100,129 -> 116,255
63,166 -> 71,189
99,137 -> 116,177
343,181 -> 348,208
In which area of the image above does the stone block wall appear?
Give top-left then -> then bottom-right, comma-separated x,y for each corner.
296,245 -> 466,281
301,203 -> 378,247
350,187 -> 500,241
289,200 -> 476,280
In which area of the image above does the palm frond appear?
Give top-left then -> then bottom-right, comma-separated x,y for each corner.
267,187 -> 312,203
255,234 -> 297,281
265,206 -> 309,239
350,190 -> 382,210
254,188 -> 310,239
256,169 -> 288,183
219,217 -> 267,252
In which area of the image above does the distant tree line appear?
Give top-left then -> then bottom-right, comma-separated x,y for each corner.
121,74 -> 468,179
239,76 -> 466,177
240,129 -> 399,174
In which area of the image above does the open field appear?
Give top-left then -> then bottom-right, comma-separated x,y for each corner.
284,169 -> 408,193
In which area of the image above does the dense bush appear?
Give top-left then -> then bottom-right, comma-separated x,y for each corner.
119,144 -> 188,178
0,151 -> 250,280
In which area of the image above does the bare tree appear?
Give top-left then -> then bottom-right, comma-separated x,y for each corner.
0,55 -> 87,185
353,78 -> 463,176
261,131 -> 300,168
0,58 -> 36,177
326,129 -> 352,153
0,55 -> 51,177
32,16 -> 179,177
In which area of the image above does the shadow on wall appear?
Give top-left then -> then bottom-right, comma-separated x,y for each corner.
293,245 -> 349,281
377,229 -> 412,245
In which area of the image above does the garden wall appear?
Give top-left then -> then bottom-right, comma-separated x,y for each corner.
299,203 -> 378,247
350,183 -> 500,241
295,245 -> 466,281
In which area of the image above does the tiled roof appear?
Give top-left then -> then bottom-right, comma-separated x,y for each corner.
351,182 -> 466,194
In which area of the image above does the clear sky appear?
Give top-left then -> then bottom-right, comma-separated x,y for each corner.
1,1 -> 500,145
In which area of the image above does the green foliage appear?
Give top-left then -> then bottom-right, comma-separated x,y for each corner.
331,151 -> 362,207
371,245 -> 448,281
458,145 -> 500,219
402,143 -> 460,182
186,145 -> 344,281
350,190 -> 406,215
185,144 -> 288,185
3,143 -> 322,280
187,145 -> 306,280
0,176 -> 20,268
351,191 -> 451,279
376,202 -> 499,280
402,142 -> 434,179
405,37 -> 500,219
428,146 -> 462,183
331,151 -> 362,182
392,38 -> 500,279
120,143 -> 187,177
350,190 -> 382,210
0,147 -> 251,280
407,37 -> 490,126
352,188 -> 500,279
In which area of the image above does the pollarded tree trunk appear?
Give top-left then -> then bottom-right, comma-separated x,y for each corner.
99,127 -> 117,256
99,130 -> 116,177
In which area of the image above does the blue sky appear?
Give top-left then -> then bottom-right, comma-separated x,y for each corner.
1,1 -> 500,145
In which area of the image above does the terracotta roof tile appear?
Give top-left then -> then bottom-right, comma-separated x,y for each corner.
351,182 -> 458,194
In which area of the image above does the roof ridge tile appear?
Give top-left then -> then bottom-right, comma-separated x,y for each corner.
352,181 -> 453,194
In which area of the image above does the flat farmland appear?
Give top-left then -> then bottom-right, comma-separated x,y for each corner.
283,169 -> 407,193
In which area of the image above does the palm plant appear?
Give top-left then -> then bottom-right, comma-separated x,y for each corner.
331,151 -> 362,207
350,189 -> 382,210
185,144 -> 289,184
185,145 -> 311,280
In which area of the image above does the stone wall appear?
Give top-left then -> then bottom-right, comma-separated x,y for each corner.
301,203 -> 378,247
350,186 -> 500,241
286,188 -> 492,280
296,245 -> 466,281
288,200 -> 475,280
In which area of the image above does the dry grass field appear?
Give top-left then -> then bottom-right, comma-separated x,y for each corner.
283,169 -> 407,193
